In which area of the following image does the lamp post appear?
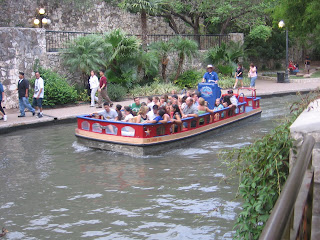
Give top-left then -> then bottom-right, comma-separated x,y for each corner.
278,20 -> 289,83
34,8 -> 51,28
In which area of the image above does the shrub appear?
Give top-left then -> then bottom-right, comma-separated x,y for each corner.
107,83 -> 127,101
75,85 -> 90,102
217,76 -> 251,89
217,64 -> 234,76
30,67 -> 77,106
175,70 -> 202,89
129,81 -> 180,97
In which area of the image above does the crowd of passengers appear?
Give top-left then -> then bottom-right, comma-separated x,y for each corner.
90,89 -> 239,127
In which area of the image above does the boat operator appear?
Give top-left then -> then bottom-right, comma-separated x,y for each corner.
202,64 -> 219,83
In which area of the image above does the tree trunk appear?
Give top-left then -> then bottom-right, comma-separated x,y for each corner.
82,72 -> 88,87
141,9 -> 148,49
162,57 -> 169,83
166,15 -> 180,34
174,54 -> 184,80
220,17 -> 231,35
193,17 -> 201,49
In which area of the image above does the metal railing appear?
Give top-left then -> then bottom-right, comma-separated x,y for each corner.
45,30 -> 230,52
259,135 -> 315,240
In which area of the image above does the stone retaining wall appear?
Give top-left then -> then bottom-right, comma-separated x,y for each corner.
0,0 -> 186,35
0,27 -> 47,109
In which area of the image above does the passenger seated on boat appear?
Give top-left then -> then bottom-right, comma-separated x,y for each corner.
146,109 -> 166,123
96,102 -> 118,121
182,97 -> 198,128
222,90 -> 238,116
153,96 -> 161,107
135,106 -> 149,123
180,95 -> 188,110
147,96 -> 154,109
122,106 -> 134,122
160,96 -> 167,107
159,106 -> 170,123
171,94 -> 178,105
192,91 -> 200,107
129,97 -> 141,116
116,104 -> 123,121
92,113 -> 102,119
170,104 -> 182,132
213,98 -> 224,120
198,97 -> 213,124
147,104 -> 158,121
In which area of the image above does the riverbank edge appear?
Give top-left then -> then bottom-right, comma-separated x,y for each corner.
0,88 -> 316,135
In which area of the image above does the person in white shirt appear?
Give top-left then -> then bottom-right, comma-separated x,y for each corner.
147,105 -> 159,121
122,106 -> 134,122
89,70 -> 99,107
222,90 -> 238,116
33,71 -> 44,118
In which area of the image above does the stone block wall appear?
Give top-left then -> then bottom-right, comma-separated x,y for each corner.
0,27 -> 47,109
0,0 -> 187,35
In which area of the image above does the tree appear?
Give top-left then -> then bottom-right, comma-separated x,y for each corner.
103,29 -> 142,87
155,0 -> 271,48
171,37 -> 198,80
273,0 -> 320,55
62,34 -> 106,86
149,40 -> 173,82
119,0 -> 161,48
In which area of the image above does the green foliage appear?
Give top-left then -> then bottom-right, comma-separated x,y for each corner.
245,30 -> 286,62
221,91 -> 320,239
30,66 -> 77,106
137,50 -> 160,80
217,76 -> 250,89
149,40 -> 174,82
62,34 -> 106,86
119,0 -> 160,14
74,85 -> 90,102
216,64 -> 234,76
103,29 -> 141,86
205,41 -> 244,77
174,69 -> 202,88
170,37 -> 198,80
205,41 -> 244,67
129,80 -> 180,97
107,83 -> 127,101
248,25 -> 272,42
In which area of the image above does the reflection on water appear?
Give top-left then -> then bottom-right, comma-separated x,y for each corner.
0,95 -> 299,239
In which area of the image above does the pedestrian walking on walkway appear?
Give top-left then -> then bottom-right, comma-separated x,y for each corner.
305,55 -> 311,74
17,72 -> 35,117
89,70 -> 99,107
248,63 -> 257,89
32,71 -> 44,118
97,70 -> 112,108
0,81 -> 7,121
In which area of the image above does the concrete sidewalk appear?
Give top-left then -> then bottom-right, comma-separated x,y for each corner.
0,77 -> 319,134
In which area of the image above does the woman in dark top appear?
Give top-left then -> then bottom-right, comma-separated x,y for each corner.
233,63 -> 243,89
116,104 -> 123,121
170,104 -> 182,132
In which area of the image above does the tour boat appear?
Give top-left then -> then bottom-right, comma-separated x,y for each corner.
75,85 -> 261,156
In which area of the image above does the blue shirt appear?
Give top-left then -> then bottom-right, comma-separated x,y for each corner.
203,71 -> 219,83
0,82 -> 3,101
153,115 -> 163,122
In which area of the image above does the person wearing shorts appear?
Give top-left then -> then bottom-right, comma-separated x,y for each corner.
32,71 -> 44,118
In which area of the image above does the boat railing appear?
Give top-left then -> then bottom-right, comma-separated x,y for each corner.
77,98 -> 259,139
